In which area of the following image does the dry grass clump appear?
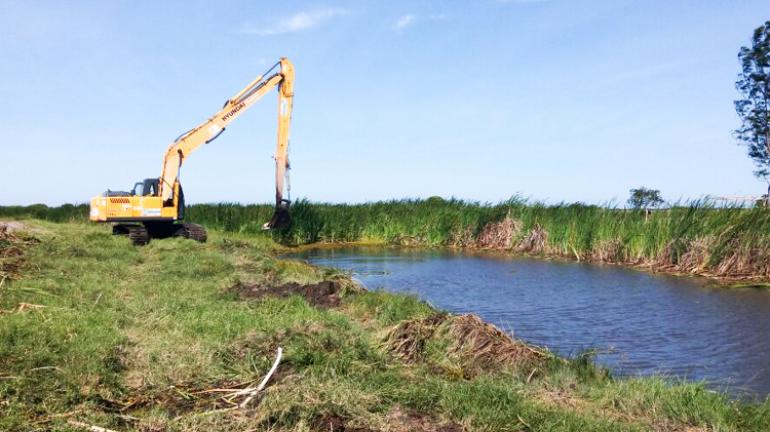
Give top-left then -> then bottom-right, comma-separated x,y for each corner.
385,313 -> 547,376
0,222 -> 38,283
449,227 -> 475,248
712,244 -> 770,279
652,236 -> 770,280
516,223 -> 548,254
591,239 -> 625,263
675,237 -> 715,274
446,314 -> 546,374
384,313 -> 446,362
475,215 -> 521,250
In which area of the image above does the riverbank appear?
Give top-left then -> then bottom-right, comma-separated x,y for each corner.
6,199 -> 770,283
267,199 -> 770,284
293,245 -> 770,398
1,220 -> 769,431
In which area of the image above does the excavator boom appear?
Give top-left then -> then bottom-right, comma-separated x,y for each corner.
159,58 -> 294,206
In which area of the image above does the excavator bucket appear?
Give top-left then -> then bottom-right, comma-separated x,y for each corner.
263,201 -> 291,230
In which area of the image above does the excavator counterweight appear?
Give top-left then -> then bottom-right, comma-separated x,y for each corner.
89,58 -> 295,245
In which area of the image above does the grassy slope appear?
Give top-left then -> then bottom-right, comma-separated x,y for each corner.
1,220 -> 769,431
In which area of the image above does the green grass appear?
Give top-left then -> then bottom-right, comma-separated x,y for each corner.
0,220 -> 769,431
5,198 -> 770,279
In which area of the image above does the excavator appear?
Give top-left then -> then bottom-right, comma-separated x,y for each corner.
89,58 -> 295,245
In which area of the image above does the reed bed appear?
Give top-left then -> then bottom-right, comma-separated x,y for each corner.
4,198 -> 770,279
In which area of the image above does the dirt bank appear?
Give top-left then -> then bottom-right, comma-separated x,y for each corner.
231,280 -> 344,308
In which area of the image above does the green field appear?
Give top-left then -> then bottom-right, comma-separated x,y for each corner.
4,199 -> 770,281
1,220 -> 769,431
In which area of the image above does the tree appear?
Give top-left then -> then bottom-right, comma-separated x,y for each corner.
735,21 -> 770,178
627,187 -> 663,210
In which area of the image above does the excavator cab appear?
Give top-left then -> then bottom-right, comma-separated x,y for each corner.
131,178 -> 159,197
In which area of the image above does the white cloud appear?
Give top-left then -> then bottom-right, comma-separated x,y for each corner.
241,8 -> 349,36
394,14 -> 416,30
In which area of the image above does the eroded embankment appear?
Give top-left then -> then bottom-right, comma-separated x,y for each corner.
229,279 -> 548,377
226,280 -> 547,431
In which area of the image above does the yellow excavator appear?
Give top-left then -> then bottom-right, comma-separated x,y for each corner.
89,58 -> 295,245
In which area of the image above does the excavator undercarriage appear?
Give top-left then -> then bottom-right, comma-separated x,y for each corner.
112,222 -> 207,246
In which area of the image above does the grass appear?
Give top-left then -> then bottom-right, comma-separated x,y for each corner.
5,198 -> 770,280
1,220 -> 769,431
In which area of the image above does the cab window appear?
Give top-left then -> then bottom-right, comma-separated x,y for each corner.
132,182 -> 144,196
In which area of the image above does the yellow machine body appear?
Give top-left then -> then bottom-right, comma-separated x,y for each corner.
89,184 -> 180,222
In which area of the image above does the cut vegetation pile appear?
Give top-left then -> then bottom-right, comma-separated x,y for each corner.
386,313 -> 547,377
1,220 -> 769,431
0,222 -> 37,285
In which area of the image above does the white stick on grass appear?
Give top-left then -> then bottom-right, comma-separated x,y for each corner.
238,346 -> 283,408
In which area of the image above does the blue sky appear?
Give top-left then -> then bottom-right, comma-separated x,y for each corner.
1,0 -> 768,205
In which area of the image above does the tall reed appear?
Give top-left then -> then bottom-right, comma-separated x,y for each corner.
3,199 -> 769,278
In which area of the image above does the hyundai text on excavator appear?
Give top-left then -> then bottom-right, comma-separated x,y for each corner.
89,58 -> 295,245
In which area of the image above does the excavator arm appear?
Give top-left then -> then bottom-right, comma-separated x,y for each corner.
158,58 -> 295,221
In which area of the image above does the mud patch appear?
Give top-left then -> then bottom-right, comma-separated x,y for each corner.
231,280 -> 343,308
386,313 -> 547,377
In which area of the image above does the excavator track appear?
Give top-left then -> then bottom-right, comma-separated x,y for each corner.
179,223 -> 207,243
128,225 -> 150,246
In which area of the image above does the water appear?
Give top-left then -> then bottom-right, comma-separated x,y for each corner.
291,246 -> 770,399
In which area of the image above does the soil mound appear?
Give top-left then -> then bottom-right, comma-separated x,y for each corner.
386,313 -> 547,376
231,280 -> 343,308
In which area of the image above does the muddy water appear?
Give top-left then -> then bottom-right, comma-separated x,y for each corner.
291,246 -> 770,398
